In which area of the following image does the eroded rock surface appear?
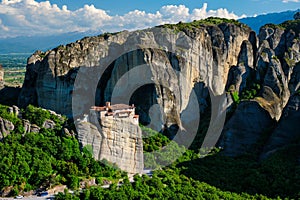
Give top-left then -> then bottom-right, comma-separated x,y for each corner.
18,23 -> 252,123
77,115 -> 143,174
219,101 -> 275,156
261,94 -> 300,159
0,117 -> 14,139
0,105 -> 62,136
219,21 -> 299,156
18,19 -> 300,158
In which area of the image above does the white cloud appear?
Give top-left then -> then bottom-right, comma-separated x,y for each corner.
0,0 -> 245,38
282,0 -> 299,2
160,5 -> 190,23
191,3 -> 242,20
2,0 -> 22,5
0,19 -> 9,31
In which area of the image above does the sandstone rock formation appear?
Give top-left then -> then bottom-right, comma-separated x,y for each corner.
219,101 -> 275,156
77,121 -> 102,160
18,22 -> 252,123
219,21 -> 299,156
77,119 -> 144,174
77,107 -> 143,174
0,117 -> 14,140
0,105 -> 62,136
42,119 -> 56,129
7,105 -> 21,118
261,95 -> 300,159
18,18 -> 300,158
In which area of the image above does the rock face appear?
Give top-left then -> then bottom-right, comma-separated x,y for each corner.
18,22 -> 252,122
294,12 -> 300,20
77,121 -> 102,157
0,117 -> 14,139
0,105 -> 62,137
18,19 -> 300,158
99,116 -> 143,174
0,65 -> 4,89
42,119 -> 56,129
219,101 -> 274,156
7,105 -> 21,117
77,108 -> 143,174
219,21 -> 300,156
261,95 -> 300,159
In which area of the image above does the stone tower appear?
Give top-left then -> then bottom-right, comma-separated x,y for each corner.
77,103 -> 143,175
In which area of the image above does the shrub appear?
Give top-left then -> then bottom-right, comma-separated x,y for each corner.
231,91 -> 240,104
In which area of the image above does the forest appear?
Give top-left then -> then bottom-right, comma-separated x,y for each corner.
0,104 -> 299,199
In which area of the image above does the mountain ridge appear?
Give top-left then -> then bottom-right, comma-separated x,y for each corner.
239,9 -> 300,32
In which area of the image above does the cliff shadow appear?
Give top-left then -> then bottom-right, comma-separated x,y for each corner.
94,48 -> 185,136
176,144 -> 300,198
0,86 -> 22,106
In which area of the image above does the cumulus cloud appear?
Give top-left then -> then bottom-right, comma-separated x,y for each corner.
282,0 -> 299,2
191,3 -> 245,20
0,19 -> 9,32
0,0 -> 245,38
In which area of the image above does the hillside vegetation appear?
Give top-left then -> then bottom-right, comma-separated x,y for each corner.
263,19 -> 300,36
0,104 -> 284,199
0,104 -> 126,196
158,17 -> 247,33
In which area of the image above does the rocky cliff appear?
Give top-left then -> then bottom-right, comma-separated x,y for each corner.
18,19 -> 252,119
18,17 -> 300,158
77,112 -> 143,174
0,105 -> 68,140
220,20 -> 300,156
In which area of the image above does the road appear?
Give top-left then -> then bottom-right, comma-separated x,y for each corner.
0,170 -> 153,200
0,195 -> 54,200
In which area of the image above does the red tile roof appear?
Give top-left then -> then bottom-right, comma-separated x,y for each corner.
91,106 -> 106,111
91,103 -> 135,113
109,104 -> 134,111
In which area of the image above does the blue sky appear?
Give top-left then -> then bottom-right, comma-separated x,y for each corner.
0,0 -> 299,38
